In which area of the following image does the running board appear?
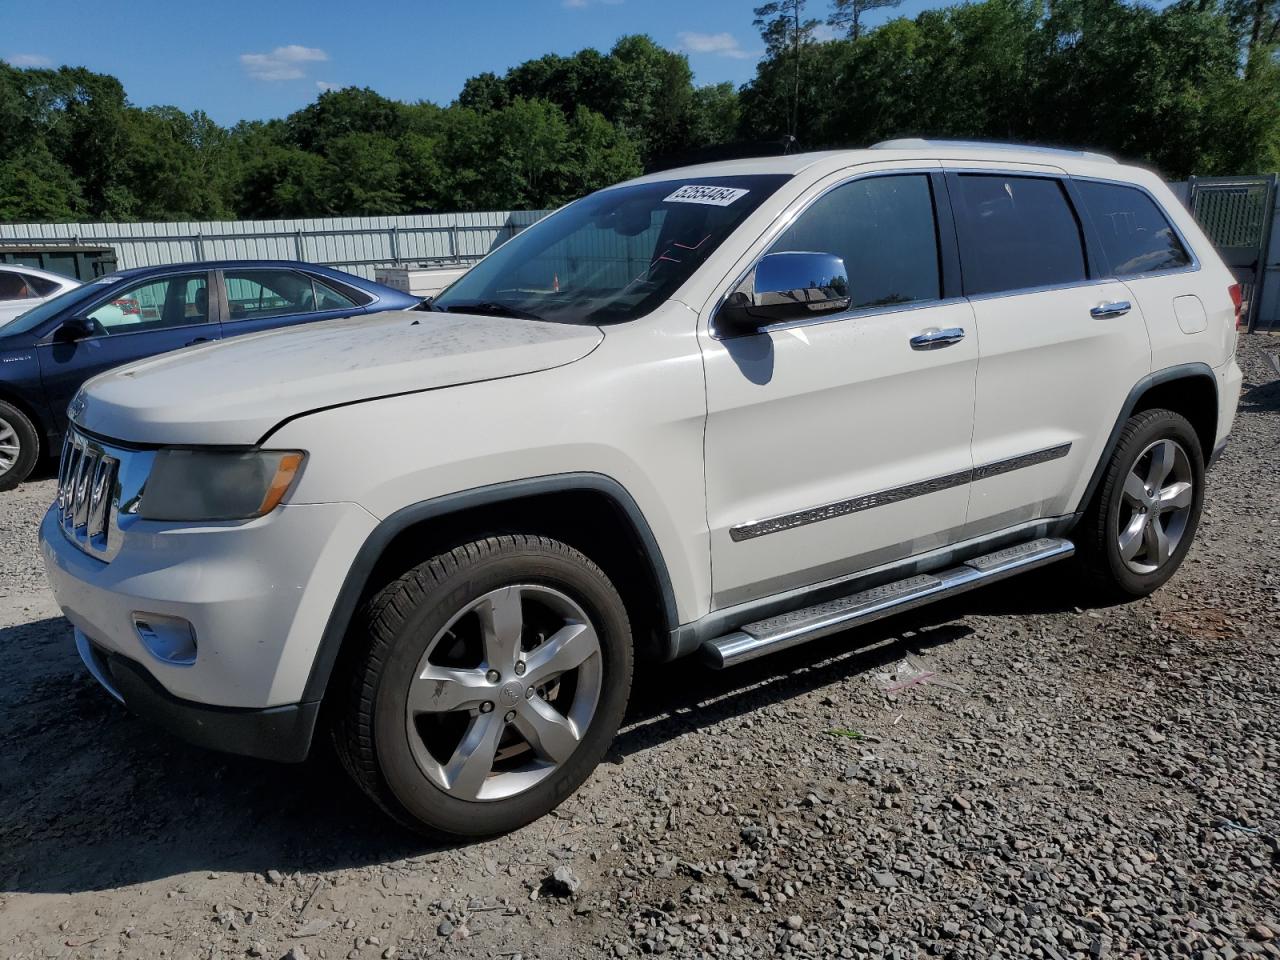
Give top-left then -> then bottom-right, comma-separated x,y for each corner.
702,537 -> 1074,668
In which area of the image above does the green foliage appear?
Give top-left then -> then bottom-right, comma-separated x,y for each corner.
741,0 -> 1280,178
0,3 -> 1276,224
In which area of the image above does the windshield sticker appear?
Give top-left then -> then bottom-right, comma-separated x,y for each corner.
665,185 -> 750,207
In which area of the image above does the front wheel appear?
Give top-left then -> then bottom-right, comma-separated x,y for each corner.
332,535 -> 633,837
1077,408 -> 1205,599
0,400 -> 39,492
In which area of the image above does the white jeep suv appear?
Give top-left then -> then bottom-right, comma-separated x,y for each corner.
40,141 -> 1243,836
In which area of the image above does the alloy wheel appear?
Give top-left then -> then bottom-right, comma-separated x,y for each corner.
404,584 -> 602,802
0,417 -> 19,476
1117,438 -> 1194,575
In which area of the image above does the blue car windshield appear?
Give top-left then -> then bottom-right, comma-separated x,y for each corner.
431,174 -> 791,325
0,277 -> 121,337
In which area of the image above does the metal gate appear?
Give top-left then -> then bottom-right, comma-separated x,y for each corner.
1187,174 -> 1277,332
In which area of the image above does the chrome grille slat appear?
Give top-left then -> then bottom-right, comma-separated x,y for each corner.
56,428 -> 137,563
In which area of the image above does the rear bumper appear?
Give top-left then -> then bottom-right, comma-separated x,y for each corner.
77,629 -> 318,762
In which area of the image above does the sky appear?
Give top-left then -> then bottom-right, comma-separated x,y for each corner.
0,0 -> 950,126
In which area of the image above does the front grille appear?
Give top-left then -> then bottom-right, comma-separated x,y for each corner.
56,430 -> 122,560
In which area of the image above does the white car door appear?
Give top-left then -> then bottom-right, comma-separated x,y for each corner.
949,167 -> 1153,537
700,168 -> 979,610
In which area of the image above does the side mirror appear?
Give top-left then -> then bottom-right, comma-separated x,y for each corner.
717,251 -> 851,335
55,316 -> 96,342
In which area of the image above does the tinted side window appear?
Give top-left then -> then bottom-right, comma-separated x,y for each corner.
312,278 -> 358,311
27,274 -> 61,297
224,270 -> 317,321
0,272 -> 34,300
955,175 -> 1087,296
769,174 -> 941,311
1077,181 -> 1191,276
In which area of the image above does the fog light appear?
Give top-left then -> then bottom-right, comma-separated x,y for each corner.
133,613 -> 197,665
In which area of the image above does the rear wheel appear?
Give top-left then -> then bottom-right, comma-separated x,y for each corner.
0,400 -> 39,492
1077,409 -> 1204,599
332,535 -> 632,837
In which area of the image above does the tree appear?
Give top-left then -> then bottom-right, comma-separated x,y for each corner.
752,1 -> 820,145
323,134 -> 403,214
0,143 -> 83,221
829,0 -> 905,40
287,86 -> 405,153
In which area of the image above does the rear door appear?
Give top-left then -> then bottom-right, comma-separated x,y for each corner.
35,271 -> 217,433
951,168 -> 1152,537
1074,179 -> 1228,370
218,267 -> 365,339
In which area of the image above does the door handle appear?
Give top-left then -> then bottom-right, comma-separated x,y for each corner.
910,327 -> 966,350
1090,300 -> 1132,319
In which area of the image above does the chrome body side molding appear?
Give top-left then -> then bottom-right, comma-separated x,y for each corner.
729,442 -> 1072,543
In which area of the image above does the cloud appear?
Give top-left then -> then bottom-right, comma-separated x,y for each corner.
315,80 -> 341,92
4,53 -> 53,68
677,31 -> 754,60
239,44 -> 328,82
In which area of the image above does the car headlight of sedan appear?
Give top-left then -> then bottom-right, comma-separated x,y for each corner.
138,449 -> 305,522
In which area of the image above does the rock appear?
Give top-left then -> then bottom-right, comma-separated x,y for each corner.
437,920 -> 454,937
785,915 -> 803,930
293,919 -> 330,938
266,870 -> 285,886
542,866 -> 582,898
1251,924 -> 1275,942
873,871 -> 898,889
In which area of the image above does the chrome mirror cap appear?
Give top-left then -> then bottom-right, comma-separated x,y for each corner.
718,251 -> 850,334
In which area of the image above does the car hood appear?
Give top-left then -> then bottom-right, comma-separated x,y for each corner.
74,310 -> 603,446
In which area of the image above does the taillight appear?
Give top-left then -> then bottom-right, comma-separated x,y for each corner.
1228,283 -> 1244,328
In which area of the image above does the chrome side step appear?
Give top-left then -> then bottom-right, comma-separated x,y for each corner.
702,537 -> 1074,668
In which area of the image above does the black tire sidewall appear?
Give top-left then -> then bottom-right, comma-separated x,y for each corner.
0,401 -> 39,492
1097,411 -> 1204,597
371,544 -> 632,837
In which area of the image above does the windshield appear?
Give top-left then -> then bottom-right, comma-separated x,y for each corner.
431,174 -> 791,325
0,276 -> 119,337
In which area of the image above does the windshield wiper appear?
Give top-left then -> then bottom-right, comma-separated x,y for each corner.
441,301 -> 545,322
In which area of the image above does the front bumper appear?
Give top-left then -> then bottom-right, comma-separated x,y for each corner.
41,500 -> 379,758
76,630 -> 319,762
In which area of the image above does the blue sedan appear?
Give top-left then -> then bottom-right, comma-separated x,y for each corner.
0,260 -> 420,488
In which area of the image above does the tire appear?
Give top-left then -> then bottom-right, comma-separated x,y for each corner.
332,534 -> 633,837
0,400 -> 39,492
1077,408 -> 1204,600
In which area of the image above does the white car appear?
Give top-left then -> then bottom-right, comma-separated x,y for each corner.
0,264 -> 80,328
39,141 -> 1242,837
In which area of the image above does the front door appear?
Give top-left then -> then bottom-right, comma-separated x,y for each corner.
701,171 -> 979,610
36,271 -> 218,434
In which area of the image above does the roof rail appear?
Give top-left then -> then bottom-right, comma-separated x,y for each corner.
870,138 -> 1118,164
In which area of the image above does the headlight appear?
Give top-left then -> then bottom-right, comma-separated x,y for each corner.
138,449 -> 305,522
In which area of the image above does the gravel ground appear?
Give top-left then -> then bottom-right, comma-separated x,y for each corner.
1,336 -> 1277,960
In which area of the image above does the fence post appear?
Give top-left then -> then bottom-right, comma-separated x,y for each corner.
390,224 -> 401,265
194,231 -> 205,260
294,229 -> 305,261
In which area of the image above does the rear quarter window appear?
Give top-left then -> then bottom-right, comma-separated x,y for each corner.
1076,181 -> 1192,276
